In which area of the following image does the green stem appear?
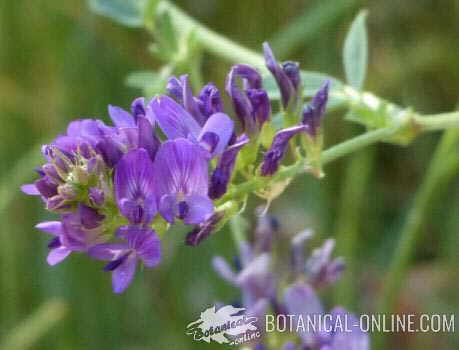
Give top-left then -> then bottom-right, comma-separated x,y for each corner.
220,124 -> 402,202
375,128 -> 459,349
414,111 -> 459,131
159,1 -> 264,68
219,112 -> 459,204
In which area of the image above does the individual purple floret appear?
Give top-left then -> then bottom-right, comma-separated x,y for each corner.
302,80 -> 330,138
263,42 -> 301,109
305,239 -> 346,288
185,211 -> 224,246
260,125 -> 306,176
208,134 -> 249,199
36,204 -> 107,265
167,74 -> 224,125
150,95 -> 234,158
114,149 -> 157,225
226,64 -> 271,134
197,83 -> 224,119
89,226 -> 161,294
213,244 -> 275,312
153,138 -> 214,225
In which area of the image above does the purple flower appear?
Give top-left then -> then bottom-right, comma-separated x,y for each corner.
114,149 -> 157,225
283,283 -> 370,349
185,211 -> 224,246
108,97 -> 155,127
253,210 -> 280,254
54,119 -> 115,154
226,64 -> 271,134
108,100 -> 160,161
302,81 -> 330,137
213,243 -> 276,308
20,183 -> 41,196
150,95 -> 234,158
291,229 -> 313,275
89,226 -> 161,293
197,83 -> 224,119
153,138 -> 214,225
208,134 -> 249,199
36,221 -> 71,265
260,125 -> 306,176
237,253 -> 276,306
167,75 -> 224,125
284,282 -> 325,345
263,42 -> 301,109
326,307 -> 370,350
305,239 -> 345,288
36,204 -> 106,265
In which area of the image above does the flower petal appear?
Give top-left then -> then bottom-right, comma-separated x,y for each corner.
47,246 -> 71,266
114,149 -> 156,222
35,177 -> 58,198
182,194 -> 214,225
209,134 -> 249,199
197,83 -> 223,118
212,256 -> 237,284
150,95 -> 201,140
185,211 -> 222,245
153,138 -> 210,201
112,256 -> 137,294
95,137 -> 123,168
260,125 -> 306,176
36,221 -> 63,236
302,81 -> 330,137
263,42 -> 295,108
158,194 -> 178,224
237,253 -> 276,306
108,105 -> 135,128
125,227 -> 161,268
198,112 -> 234,157
283,282 -> 324,345
181,75 -> 206,125
137,116 -> 160,161
89,243 -> 129,261
329,307 -> 370,350
21,184 -> 40,195
130,97 -> 146,121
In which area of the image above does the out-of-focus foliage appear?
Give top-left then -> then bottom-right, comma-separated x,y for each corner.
1,1 -> 458,349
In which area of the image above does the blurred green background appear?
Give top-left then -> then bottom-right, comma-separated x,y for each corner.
1,0 -> 458,349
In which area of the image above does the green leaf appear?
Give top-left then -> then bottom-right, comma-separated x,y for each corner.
343,10 -> 368,90
88,0 -> 147,27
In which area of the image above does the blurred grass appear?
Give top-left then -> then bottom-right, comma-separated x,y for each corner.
1,0 -> 459,349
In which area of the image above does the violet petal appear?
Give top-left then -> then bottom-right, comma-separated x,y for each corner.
150,95 -> 201,140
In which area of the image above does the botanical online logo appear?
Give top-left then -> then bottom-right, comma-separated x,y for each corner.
186,305 -> 260,346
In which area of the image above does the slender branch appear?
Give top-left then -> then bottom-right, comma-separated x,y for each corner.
159,1 -> 265,68
415,111 -> 459,131
220,123 -> 403,202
